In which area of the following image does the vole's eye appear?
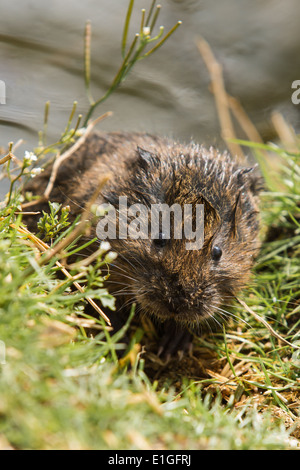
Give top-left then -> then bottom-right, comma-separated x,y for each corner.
153,232 -> 168,248
212,245 -> 222,261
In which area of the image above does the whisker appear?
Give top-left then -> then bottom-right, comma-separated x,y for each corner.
107,273 -> 139,283
212,304 -> 251,328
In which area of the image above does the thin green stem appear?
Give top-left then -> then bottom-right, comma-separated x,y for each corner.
83,33 -> 139,127
143,21 -> 182,58
140,9 -> 146,36
112,34 -> 140,88
63,101 -> 78,137
42,101 -> 50,146
144,26 -> 164,44
7,166 -> 26,205
83,3 -> 181,126
145,0 -> 156,26
223,325 -> 237,378
149,4 -> 161,33
68,114 -> 83,140
122,0 -> 135,57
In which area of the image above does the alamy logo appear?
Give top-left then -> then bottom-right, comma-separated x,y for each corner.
95,196 -> 204,250
0,80 -> 6,104
0,340 -> 6,365
291,80 -> 300,105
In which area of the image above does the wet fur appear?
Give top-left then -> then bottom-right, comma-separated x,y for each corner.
23,131 -> 262,352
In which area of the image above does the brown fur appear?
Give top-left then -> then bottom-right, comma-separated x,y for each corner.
23,131 -> 262,352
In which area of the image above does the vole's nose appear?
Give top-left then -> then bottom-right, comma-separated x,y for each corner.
167,294 -> 186,314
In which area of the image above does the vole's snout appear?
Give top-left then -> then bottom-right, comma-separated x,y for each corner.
150,273 -> 189,315
167,295 -> 186,314
161,275 -> 201,316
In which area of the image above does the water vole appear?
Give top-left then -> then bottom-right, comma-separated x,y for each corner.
23,131 -> 262,357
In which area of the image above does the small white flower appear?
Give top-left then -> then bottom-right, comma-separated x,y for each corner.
100,241 -> 111,252
30,167 -> 43,178
105,251 -> 118,263
24,151 -> 38,163
143,26 -> 151,36
94,203 -> 113,217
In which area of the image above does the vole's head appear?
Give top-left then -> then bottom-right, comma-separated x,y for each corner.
99,145 -> 261,327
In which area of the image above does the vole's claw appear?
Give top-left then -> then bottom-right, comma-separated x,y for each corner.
177,349 -> 184,361
157,321 -> 193,360
157,345 -> 164,358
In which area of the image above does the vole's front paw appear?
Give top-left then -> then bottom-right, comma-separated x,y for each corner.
157,321 -> 193,362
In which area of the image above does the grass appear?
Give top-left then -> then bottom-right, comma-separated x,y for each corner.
0,0 -> 299,451
0,137 -> 299,450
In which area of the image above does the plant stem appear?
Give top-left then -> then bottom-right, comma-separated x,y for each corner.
122,0 -> 135,57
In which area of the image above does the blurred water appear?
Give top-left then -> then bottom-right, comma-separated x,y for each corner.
1,0 -> 300,197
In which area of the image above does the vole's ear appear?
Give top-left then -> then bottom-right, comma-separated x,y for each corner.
136,147 -> 155,171
248,173 -> 264,196
230,166 -> 262,239
230,190 -> 243,239
235,165 -> 264,195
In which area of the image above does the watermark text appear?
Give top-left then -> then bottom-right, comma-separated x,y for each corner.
291,80 -> 300,105
95,197 -> 204,250
0,80 -> 6,104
